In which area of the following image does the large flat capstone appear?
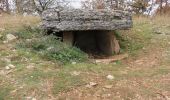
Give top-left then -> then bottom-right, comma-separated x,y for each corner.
42,9 -> 132,32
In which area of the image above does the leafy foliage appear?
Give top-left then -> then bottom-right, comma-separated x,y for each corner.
17,34 -> 88,64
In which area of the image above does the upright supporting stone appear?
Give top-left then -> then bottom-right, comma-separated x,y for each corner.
111,31 -> 120,54
97,31 -> 120,55
63,32 -> 74,46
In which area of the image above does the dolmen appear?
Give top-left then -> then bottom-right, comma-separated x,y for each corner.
42,9 -> 132,56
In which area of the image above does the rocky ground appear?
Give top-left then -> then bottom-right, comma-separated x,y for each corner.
0,15 -> 170,100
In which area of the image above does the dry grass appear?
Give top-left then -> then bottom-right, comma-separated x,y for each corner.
152,15 -> 170,26
0,14 -> 40,32
133,14 -> 170,24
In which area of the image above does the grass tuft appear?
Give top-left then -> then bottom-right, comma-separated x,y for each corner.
53,71 -> 84,94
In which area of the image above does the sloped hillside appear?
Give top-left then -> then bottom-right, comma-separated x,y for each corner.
0,14 -> 170,100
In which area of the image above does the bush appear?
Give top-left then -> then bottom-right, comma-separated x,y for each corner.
47,47 -> 88,64
17,35 -> 88,64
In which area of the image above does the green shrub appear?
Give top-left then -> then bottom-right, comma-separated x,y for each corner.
17,35 -> 88,64
47,47 -> 88,64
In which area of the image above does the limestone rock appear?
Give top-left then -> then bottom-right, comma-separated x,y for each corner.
5,64 -> 16,70
26,64 -> 35,69
42,9 -> 132,32
5,66 -> 10,70
8,64 -> 16,69
106,75 -> 115,80
86,82 -> 98,88
104,85 -> 113,89
6,34 -> 17,42
71,62 -> 77,65
71,71 -> 80,76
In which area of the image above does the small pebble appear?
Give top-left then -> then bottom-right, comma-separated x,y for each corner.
71,71 -> 80,76
86,82 -> 98,88
3,41 -> 8,44
5,66 -> 10,70
8,64 -> 16,69
106,75 -> 115,80
89,82 -> 98,86
72,62 -> 77,65
104,85 -> 113,89
32,98 -> 36,100
26,65 -> 35,69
